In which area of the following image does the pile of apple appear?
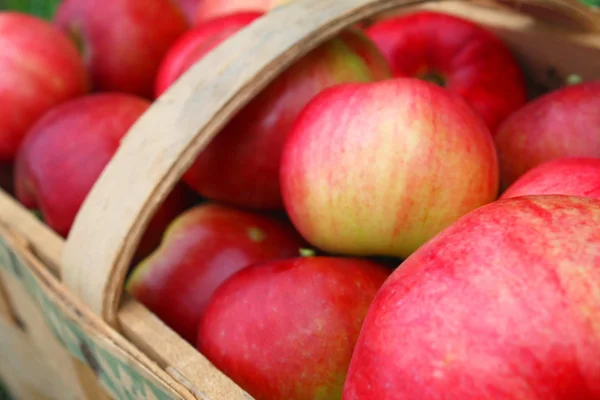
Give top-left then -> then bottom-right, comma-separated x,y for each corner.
3,0 -> 600,398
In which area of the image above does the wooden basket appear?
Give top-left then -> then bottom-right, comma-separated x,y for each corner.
1,0 -> 599,398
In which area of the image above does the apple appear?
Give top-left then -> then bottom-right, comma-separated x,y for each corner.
156,17 -> 392,210
365,10 -> 527,133
343,195 -> 600,399
14,93 -> 195,260
174,0 -> 203,24
155,11 -> 264,97
0,12 -> 88,162
280,77 -> 499,259
198,256 -> 391,400
54,0 -> 189,99
125,202 -> 307,344
500,157 -> 600,200
494,81 -> 600,189
195,0 -> 274,23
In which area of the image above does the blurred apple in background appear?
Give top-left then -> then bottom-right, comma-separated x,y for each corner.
174,0 -> 203,23
494,81 -> 600,189
14,93 -> 195,261
199,256 -> 391,400
0,12 -> 89,162
344,195 -> 600,399
365,10 -> 527,133
126,203 -> 307,344
156,14 -> 392,210
54,0 -> 189,99
281,78 -> 499,259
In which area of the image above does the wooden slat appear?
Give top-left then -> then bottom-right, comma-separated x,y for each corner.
118,297 -> 252,400
0,270 -> 109,400
0,199 -> 246,399
0,274 -> 15,325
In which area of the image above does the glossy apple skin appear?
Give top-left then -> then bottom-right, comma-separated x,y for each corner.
365,10 -> 527,133
0,12 -> 89,162
494,81 -> 600,189
126,203 -> 307,344
343,195 -> 600,400
157,19 -> 391,210
14,93 -> 194,260
155,11 -> 264,97
281,78 -> 499,259
198,256 -> 391,400
54,0 -> 188,99
195,0 -> 274,23
500,157 -> 600,200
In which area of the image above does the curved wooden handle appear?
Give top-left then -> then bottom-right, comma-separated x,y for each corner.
60,0 -> 600,328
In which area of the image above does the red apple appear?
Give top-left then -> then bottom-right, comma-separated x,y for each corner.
365,10 -> 527,133
198,256 -> 391,400
280,78 -> 499,259
195,0 -> 274,23
14,93 -> 195,260
157,18 -> 392,210
54,0 -> 189,99
174,0 -> 203,24
494,81 -> 600,189
155,11 -> 264,97
0,12 -> 88,162
343,195 -> 600,399
126,202 -> 306,344
500,157 -> 600,200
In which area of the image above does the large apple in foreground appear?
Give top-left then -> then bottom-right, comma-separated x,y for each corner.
126,203 -> 306,344
14,93 -> 194,260
54,0 -> 189,99
494,81 -> 600,189
500,157 -> 600,200
343,195 -> 600,399
281,78 -> 499,259
199,256 -> 391,400
365,10 -> 527,133
157,16 -> 392,210
0,12 -> 88,162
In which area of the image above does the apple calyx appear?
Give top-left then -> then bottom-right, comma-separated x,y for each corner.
299,248 -> 317,257
419,71 -> 446,87
247,226 -> 266,242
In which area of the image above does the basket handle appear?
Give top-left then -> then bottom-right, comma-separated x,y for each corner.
60,0 -> 600,328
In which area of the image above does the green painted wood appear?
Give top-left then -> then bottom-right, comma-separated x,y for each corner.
0,235 -> 178,400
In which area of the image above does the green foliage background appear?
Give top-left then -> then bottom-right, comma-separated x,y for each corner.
0,0 -> 61,19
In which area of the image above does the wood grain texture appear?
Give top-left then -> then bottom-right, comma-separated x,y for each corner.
0,191 -> 62,276
0,270 -> 109,400
0,274 -> 15,325
119,297 -> 253,400
0,191 -> 246,399
0,227 -> 196,400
